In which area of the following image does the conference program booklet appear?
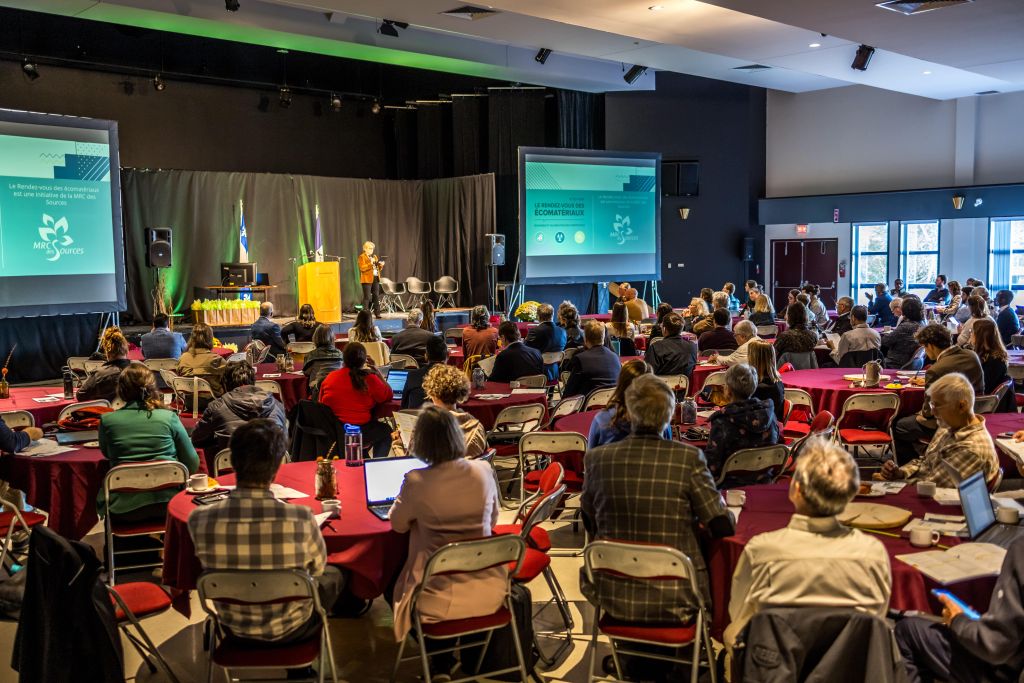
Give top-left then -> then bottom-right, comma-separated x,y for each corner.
897,543 -> 1006,584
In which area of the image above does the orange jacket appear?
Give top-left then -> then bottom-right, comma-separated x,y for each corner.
358,253 -> 383,284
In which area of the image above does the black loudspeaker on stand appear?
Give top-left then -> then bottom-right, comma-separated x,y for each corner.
146,227 -> 173,268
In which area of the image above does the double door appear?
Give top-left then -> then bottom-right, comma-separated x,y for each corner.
771,239 -> 838,312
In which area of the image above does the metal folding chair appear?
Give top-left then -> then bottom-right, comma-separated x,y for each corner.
389,353 -> 420,369
716,444 -> 790,488
0,410 -> 35,429
212,448 -> 233,477
57,399 -> 112,423
107,582 -> 180,682
583,386 -> 616,411
170,376 -> 215,418
833,392 -> 901,462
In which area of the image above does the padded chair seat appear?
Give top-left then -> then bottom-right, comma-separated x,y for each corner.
490,443 -> 520,459
109,518 -> 167,536
509,547 -> 550,582
782,422 -> 811,439
838,428 -> 892,445
492,523 -> 551,552
421,606 -> 511,638
0,511 -> 46,535
598,614 -> 697,646
110,582 -> 172,621
213,633 -> 321,668
1017,393 -> 1024,408
523,469 -> 583,493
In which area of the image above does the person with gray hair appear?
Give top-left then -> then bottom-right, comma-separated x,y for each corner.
704,364 -> 781,477
250,300 -> 288,357
828,296 -> 855,335
716,320 -> 759,368
879,372 -> 998,488
389,307 -> 437,363
725,438 -> 891,650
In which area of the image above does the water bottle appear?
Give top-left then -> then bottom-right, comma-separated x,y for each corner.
610,337 -> 621,356
472,367 -> 486,390
680,396 -> 698,425
344,424 -> 364,467
62,366 -> 75,399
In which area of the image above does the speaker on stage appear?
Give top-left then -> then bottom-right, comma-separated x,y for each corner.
486,234 -> 506,267
146,227 -> 173,268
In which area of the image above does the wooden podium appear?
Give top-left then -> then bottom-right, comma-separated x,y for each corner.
297,261 -> 342,324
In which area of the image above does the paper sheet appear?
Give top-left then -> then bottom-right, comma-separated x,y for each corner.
19,439 -> 76,457
31,397 -> 60,404
903,517 -> 968,537
314,512 -> 333,527
996,438 -> 1024,466
220,484 -> 308,500
897,543 -> 1006,584
261,373 -> 282,378
932,487 -> 962,506
511,389 -> 547,395
394,411 -> 419,448
474,394 -> 511,400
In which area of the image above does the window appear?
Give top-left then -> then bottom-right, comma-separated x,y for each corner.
899,220 -> 940,299
988,217 -> 1024,304
852,222 -> 889,298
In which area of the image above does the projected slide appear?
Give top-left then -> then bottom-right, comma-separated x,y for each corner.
0,111 -> 125,318
519,148 -> 660,284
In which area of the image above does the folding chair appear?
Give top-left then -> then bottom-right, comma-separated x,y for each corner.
254,379 -> 284,403
584,540 -> 717,683
444,327 -> 463,345
542,351 -> 564,369
583,386 -> 616,411
391,536 -> 528,683
487,404 -> 547,505
755,324 -> 779,339
245,340 -> 271,365
654,374 -> 689,395
517,431 -> 585,504
363,341 -> 391,367
784,411 -> 837,475
0,410 -> 35,430
107,582 -> 180,682
715,445 -> 790,488
0,490 -> 46,571
198,569 -> 338,683
103,460 -> 189,584
544,394 -> 586,429
494,461 -> 564,553
142,358 -> 179,374
433,275 -> 459,309
561,347 -> 578,363
782,388 -> 815,440
67,356 -> 90,377
83,359 -> 107,375
515,374 -> 548,389
212,448 -> 233,477
287,342 -> 316,365
833,392 -> 900,462
696,370 -> 727,406
170,376 -> 215,418
389,353 -> 420,369
57,399 -> 112,423
974,394 -> 1000,414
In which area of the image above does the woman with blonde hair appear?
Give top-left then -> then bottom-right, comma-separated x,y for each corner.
938,280 -> 963,319
588,360 -> 671,447
357,240 -> 384,316
77,327 -> 132,401
748,294 -> 776,328
176,322 -> 227,396
558,300 -> 584,349
683,297 -> 710,333
748,340 -> 785,421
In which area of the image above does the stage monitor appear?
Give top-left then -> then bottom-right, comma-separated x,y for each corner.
221,262 -> 258,287
0,109 -> 126,318
518,147 -> 661,285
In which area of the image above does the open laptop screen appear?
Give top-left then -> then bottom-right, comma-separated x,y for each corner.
958,470 -> 995,539
363,456 -> 428,506
386,369 -> 409,398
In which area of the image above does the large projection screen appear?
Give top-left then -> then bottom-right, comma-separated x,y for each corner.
518,147 -> 661,285
0,109 -> 126,318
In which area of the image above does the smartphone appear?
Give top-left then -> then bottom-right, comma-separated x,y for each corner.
193,491 -> 230,506
999,432 -> 1016,439
931,589 -> 981,620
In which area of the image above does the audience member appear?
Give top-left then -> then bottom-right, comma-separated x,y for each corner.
748,340 -> 785,421
773,303 -> 818,359
682,297 -> 710,333
890,296 -> 905,326
830,305 -> 881,366
715,321 -> 759,368
176,322 -> 227,396
994,289 -> 1021,346
726,439 -> 890,649
401,335 -> 448,410
954,289 -> 973,324
891,278 -> 907,298
78,327 -> 132,402
701,287 -> 715,310
956,295 -> 995,347
723,282 -> 741,312
420,300 -> 438,333
389,406 -> 503,678
525,302 -> 567,380
98,363 -> 199,522
487,321 -> 543,383
558,300 -> 585,349
937,281 -> 963,319
648,302 -> 674,344
974,286 -> 994,315
349,310 -> 383,343
881,297 -> 925,369
390,309 -> 436,362
587,360 -> 670,447
694,292 -> 731,335
866,283 -> 897,327
741,280 -> 759,313
778,288 -> 801,321
189,419 -> 343,642
802,284 -> 828,328
882,373 -> 998,486
140,313 -> 186,360
191,361 -> 287,451
318,342 -> 394,458
280,303 -> 318,344
251,302 -> 288,357
892,325 -> 984,464
828,297 -> 854,335
971,319 -> 1011,396
704,364 -> 780,477
0,420 -> 43,454
698,308 -> 738,352
606,301 -> 638,342
415,365 -> 487,458
924,274 -> 951,305
463,305 -> 498,358
563,321 -> 621,399
619,283 -> 650,321
301,324 -> 343,397
644,313 -> 697,377
748,294 -> 776,327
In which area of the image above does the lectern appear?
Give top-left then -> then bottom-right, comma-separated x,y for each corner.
297,261 -> 342,324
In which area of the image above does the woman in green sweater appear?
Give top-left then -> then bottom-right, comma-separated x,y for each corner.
97,363 -> 200,522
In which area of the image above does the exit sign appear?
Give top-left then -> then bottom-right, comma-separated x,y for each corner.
796,224 -> 808,234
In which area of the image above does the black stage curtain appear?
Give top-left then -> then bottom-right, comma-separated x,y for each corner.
0,314 -> 102,383
416,103 -> 453,180
452,96 -> 488,176
120,170 -> 495,321
556,90 -> 605,150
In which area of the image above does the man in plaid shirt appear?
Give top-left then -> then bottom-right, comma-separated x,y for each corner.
188,419 -> 344,642
581,374 -> 734,624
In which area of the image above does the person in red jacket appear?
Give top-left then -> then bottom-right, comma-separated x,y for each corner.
318,341 -> 394,458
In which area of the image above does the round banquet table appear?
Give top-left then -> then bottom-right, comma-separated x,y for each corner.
780,368 -> 925,418
690,363 -> 725,397
256,362 -> 308,411
0,442 -> 206,541
162,461 -> 408,603
706,482 -> 997,641
984,412 -> 1024,472
0,386 -> 76,426
378,381 -> 547,430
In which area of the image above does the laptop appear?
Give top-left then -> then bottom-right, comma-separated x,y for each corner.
958,470 -> 1024,548
55,430 -> 99,445
363,456 -> 428,520
386,368 -> 410,401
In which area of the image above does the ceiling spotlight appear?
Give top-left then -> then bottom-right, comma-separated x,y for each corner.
152,74 -> 166,91
851,44 -> 875,71
257,95 -> 270,112
535,48 -> 552,65
808,42 -> 821,48
330,93 -> 342,112
379,19 -> 408,37
21,58 -> 39,81
371,100 -> 382,114
623,64 -> 648,84
279,87 -> 292,108
224,0 -> 240,11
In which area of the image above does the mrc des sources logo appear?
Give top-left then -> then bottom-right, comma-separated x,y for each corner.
611,214 -> 637,246
35,214 -> 83,262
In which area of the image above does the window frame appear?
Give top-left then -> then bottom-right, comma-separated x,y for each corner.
851,221 -> 890,298
988,216 -> 1024,293
898,219 -> 941,295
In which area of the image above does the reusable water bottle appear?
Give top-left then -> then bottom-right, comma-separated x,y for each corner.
344,423 -> 364,467
62,366 -> 76,399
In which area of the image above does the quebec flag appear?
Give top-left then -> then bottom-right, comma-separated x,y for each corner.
239,199 -> 249,263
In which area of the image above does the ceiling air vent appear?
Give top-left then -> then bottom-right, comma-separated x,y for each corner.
975,90 -> 1000,95
441,5 -> 500,20
733,64 -> 772,71
876,0 -> 973,15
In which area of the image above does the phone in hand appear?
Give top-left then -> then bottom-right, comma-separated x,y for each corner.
931,589 -> 981,620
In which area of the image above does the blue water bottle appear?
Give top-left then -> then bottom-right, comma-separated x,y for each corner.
344,424 -> 364,467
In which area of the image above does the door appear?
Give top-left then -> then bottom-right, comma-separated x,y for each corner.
771,240 -> 805,312
771,238 -> 839,311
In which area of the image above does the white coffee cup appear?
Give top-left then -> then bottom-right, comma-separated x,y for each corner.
909,528 -> 941,548
189,473 -> 209,491
321,499 -> 341,518
916,481 -> 937,497
725,490 -> 746,507
996,507 -> 1020,525
509,380 -> 521,390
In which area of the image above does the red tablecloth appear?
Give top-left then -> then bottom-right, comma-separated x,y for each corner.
706,483 -> 997,641
0,443 -> 206,540
690,363 -> 725,397
984,413 -> 1024,472
256,363 -> 308,411
162,461 -> 408,604
379,381 -> 547,430
781,368 -> 925,418
0,386 -> 76,426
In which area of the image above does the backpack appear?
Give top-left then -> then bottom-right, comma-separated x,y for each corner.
57,406 -> 113,431
460,582 -> 538,681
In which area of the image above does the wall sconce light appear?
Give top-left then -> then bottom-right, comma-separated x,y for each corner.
952,194 -> 965,210
678,207 -> 690,220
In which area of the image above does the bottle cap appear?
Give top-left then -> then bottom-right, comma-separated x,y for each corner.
344,424 -> 361,434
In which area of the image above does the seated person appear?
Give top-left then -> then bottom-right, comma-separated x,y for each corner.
682,297 -> 710,334
140,313 -> 186,360
0,420 -> 43,454
704,364 -> 781,477
802,284 -> 828,329
747,294 -> 776,328
419,301 -> 438,334
644,313 -> 697,377
714,321 -> 759,368
389,406 -> 503,679
618,283 -> 650,322
726,439 -> 890,649
971,319 -> 1011,396
777,288 -> 800,322
866,283 -> 897,327
558,301 -> 585,350
189,419 -> 343,642
402,335 -> 448,410
723,281 -> 741,312
891,278 -> 907,298
487,321 -> 543,383
280,303 -> 319,344
748,340 -> 785,421
524,303 -> 567,380
773,302 -> 819,359
923,274 -> 951,305
937,280 -> 963,319
191,361 -> 287,451
605,302 -> 638,342
694,292 -> 731,336
881,297 -> 925,369
78,327 -> 132,402
391,309 -> 437,363
348,310 -> 382,343
463,306 -> 499,357
176,322 -> 227,396
827,297 -> 854,335
648,302 -> 674,344
895,536 -> 1024,683
318,342 -> 394,458
403,364 -> 487,458
251,302 -> 288,358
829,305 -> 881,366
588,360 -> 670,448
301,324 -> 344,397
698,308 -> 738,352
994,289 -> 1021,346
881,373 -> 998,487
957,295 -> 995,347
562,320 -> 621,399
740,280 -> 759,314
98,364 -> 199,523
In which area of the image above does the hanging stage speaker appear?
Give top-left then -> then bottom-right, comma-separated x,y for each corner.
486,233 -> 506,267
741,237 -> 755,262
146,227 -> 173,268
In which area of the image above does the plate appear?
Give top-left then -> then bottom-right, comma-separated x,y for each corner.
842,373 -> 892,382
